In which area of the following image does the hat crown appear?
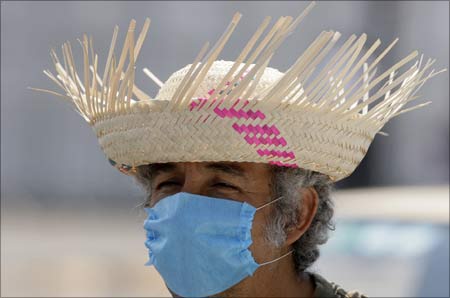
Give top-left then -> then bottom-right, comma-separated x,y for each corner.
155,60 -> 284,102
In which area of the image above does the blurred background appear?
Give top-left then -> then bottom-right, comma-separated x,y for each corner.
1,1 -> 449,297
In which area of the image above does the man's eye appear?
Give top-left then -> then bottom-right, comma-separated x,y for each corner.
156,181 -> 181,190
213,182 -> 238,190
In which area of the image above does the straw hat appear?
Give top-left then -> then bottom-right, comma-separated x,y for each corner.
33,2 -> 444,181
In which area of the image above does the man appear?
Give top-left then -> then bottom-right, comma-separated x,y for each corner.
35,2 -> 442,297
134,161 -> 351,297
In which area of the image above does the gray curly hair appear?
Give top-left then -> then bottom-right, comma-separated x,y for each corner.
267,166 -> 335,272
134,164 -> 335,275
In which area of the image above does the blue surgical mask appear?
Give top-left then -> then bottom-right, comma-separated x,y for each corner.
143,192 -> 292,297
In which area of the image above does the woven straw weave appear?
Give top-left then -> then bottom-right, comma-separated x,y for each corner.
34,2 -> 444,181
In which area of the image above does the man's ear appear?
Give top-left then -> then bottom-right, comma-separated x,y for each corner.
284,186 -> 319,246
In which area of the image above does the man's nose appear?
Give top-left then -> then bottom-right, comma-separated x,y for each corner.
180,182 -> 205,196
179,163 -> 207,195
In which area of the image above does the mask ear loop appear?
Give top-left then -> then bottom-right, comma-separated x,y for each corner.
255,195 -> 284,211
258,250 -> 294,266
255,196 -> 293,266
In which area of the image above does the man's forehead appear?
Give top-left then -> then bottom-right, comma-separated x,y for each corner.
149,161 -> 270,178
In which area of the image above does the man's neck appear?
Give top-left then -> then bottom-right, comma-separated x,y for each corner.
267,265 -> 315,297
225,256 -> 316,297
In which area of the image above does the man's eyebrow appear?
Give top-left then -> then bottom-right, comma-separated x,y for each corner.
205,163 -> 248,179
148,163 -> 177,177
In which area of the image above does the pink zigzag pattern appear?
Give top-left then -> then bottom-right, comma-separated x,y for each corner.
214,106 -> 266,120
257,149 -> 295,159
232,123 -> 280,136
188,85 -> 298,168
244,135 -> 287,146
268,161 -> 299,168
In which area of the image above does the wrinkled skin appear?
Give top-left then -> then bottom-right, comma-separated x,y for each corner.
146,161 -> 319,297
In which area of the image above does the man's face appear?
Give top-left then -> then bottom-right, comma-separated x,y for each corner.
147,161 -> 289,297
